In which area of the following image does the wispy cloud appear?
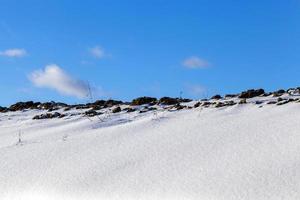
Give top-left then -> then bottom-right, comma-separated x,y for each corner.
185,83 -> 206,97
0,48 -> 27,58
89,46 -> 106,59
29,64 -> 89,99
182,56 -> 210,69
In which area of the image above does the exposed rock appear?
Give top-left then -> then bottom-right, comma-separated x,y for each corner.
9,101 -> 40,111
105,99 -> 123,107
273,89 -> 285,97
239,99 -> 247,104
239,89 -> 265,99
37,101 -> 67,110
0,106 -> 8,113
194,102 -> 201,108
75,104 -> 90,110
211,95 -> 222,100
139,106 -> 157,113
215,101 -> 236,108
174,103 -> 186,110
147,107 -> 157,112
202,102 -> 212,107
158,97 -> 179,105
64,107 -> 72,111
93,100 -> 106,106
84,110 -> 101,117
276,98 -> 295,106
48,107 -> 60,112
33,112 -> 65,120
112,106 -> 122,113
178,98 -> 193,103
215,102 -> 224,108
288,88 -> 300,95
225,101 -> 236,106
277,97 -> 284,102
277,100 -> 289,106
255,101 -> 263,105
123,107 -> 136,113
131,97 -> 157,106
262,92 -> 272,97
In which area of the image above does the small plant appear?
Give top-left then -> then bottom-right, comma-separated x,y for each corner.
17,130 -> 23,145
62,134 -> 68,141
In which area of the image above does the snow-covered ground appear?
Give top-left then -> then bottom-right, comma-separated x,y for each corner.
1,98 -> 300,200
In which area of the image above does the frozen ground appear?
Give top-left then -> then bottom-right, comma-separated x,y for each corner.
0,99 -> 300,200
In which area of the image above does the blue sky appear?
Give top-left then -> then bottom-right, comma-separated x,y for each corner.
0,0 -> 299,106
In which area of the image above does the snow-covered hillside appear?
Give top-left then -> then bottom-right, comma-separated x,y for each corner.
1,90 -> 300,200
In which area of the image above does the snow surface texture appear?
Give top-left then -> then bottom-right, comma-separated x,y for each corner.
1,99 -> 300,200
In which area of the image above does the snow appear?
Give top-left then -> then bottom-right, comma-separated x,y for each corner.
1,101 -> 300,199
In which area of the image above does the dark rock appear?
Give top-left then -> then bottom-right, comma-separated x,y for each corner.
139,106 -> 157,113
84,110 -> 101,117
178,98 -> 193,103
33,112 -> 65,120
0,106 -> 8,113
158,97 -> 179,105
194,102 -> 201,108
112,106 -> 122,113
75,104 -> 90,110
225,101 -> 236,106
262,92 -> 272,97
105,99 -> 123,107
287,88 -> 299,95
9,101 -> 39,111
277,100 -> 289,106
239,99 -> 247,104
276,98 -> 295,106
48,107 -> 60,112
215,101 -> 236,108
273,89 -> 285,97
38,102 -> 54,110
255,101 -> 263,105
267,101 -> 277,104
215,102 -> 224,108
64,107 -> 72,111
239,89 -> 265,99
202,102 -> 212,107
131,97 -> 157,106
211,95 -> 222,100
174,103 -> 186,110
148,107 -> 157,111
123,107 -> 136,113
37,101 -> 67,110
277,97 -> 284,102
93,100 -> 106,106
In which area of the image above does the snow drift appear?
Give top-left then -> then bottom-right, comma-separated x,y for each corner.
0,95 -> 300,200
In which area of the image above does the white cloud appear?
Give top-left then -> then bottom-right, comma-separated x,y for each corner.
89,46 -> 105,59
29,64 -> 89,98
0,48 -> 27,57
182,56 -> 210,69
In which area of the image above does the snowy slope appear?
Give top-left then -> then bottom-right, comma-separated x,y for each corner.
1,99 -> 300,199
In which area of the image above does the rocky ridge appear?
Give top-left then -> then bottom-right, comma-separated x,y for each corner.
1,87 -> 300,120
